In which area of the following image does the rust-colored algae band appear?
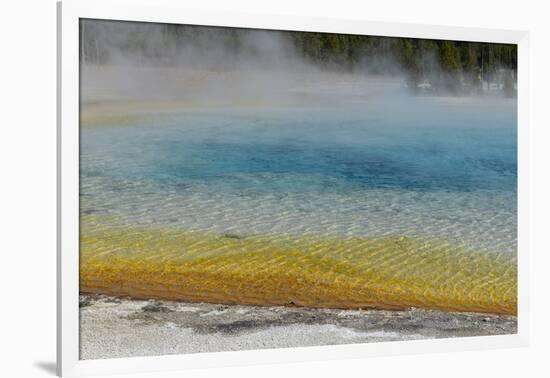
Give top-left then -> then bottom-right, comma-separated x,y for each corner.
80,216 -> 517,315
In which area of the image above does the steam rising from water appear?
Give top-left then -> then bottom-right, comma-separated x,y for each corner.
80,19 -> 410,104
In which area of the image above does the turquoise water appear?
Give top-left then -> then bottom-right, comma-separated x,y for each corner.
80,95 -> 517,254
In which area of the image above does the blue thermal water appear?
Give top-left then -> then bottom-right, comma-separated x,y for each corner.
80,96 -> 517,254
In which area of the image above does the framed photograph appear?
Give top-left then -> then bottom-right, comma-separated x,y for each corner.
57,0 -> 529,376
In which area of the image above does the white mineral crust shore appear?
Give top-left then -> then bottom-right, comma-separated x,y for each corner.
79,295 -> 517,360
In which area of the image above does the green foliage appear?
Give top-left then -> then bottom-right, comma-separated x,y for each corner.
80,20 -> 517,90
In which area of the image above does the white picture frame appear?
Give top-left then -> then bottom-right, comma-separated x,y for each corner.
57,0 -> 530,376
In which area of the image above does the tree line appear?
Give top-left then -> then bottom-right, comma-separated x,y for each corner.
81,20 -> 517,93
289,31 -> 516,93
